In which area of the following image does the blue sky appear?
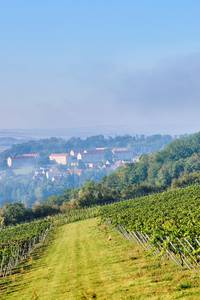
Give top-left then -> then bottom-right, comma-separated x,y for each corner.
1,1 -> 200,134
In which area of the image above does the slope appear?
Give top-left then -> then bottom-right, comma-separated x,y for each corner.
1,218 -> 200,300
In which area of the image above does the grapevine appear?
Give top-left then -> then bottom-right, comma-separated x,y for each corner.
0,219 -> 52,276
100,185 -> 200,268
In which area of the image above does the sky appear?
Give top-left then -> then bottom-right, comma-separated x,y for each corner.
0,1 -> 200,135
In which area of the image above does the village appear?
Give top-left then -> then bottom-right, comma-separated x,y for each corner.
0,135 -> 171,205
5,147 -> 139,183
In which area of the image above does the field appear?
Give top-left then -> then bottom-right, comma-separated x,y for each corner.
101,185 -> 200,268
1,218 -> 200,300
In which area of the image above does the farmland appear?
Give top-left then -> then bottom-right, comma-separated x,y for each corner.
101,185 -> 200,268
2,218 -> 200,300
2,186 -> 200,298
0,206 -> 99,277
0,219 -> 52,277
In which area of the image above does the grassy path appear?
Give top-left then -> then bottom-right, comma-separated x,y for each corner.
1,218 -> 200,300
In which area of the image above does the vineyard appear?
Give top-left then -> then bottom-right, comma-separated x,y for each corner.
2,195 -> 200,298
0,219 -> 52,277
100,185 -> 200,269
2,183 -> 200,283
0,206 -> 100,278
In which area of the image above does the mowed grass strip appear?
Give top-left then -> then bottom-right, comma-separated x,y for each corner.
1,218 -> 200,300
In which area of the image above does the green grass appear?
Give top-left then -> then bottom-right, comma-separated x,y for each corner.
1,218 -> 200,299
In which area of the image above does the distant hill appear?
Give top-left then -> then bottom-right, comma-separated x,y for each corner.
0,137 -> 26,153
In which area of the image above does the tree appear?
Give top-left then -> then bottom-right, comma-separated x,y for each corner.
0,203 -> 32,225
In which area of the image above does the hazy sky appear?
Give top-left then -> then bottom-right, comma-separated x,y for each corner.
1,1 -> 200,134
